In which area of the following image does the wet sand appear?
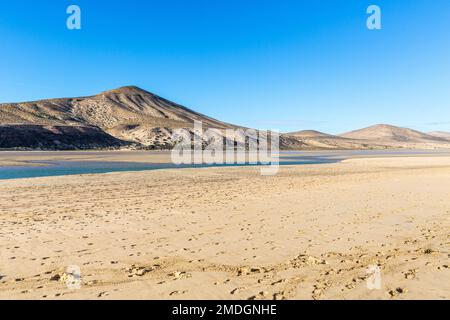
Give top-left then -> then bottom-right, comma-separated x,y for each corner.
0,151 -> 174,167
2,149 -> 450,167
0,156 -> 449,300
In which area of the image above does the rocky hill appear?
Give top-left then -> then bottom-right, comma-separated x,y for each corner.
0,86 -> 241,150
340,124 -> 450,149
1,88 -> 449,150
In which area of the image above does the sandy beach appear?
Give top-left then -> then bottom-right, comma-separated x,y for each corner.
0,156 -> 449,300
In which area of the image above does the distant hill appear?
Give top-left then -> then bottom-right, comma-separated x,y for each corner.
288,130 -> 334,138
428,131 -> 450,139
340,124 -> 450,148
286,130 -> 387,150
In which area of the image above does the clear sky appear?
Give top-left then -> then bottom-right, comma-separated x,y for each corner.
1,0 -> 449,134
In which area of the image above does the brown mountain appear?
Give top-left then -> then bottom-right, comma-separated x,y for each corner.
340,124 -> 450,148
0,86 -> 239,150
428,131 -> 450,139
288,130 -> 334,138
0,124 -> 128,150
2,88 -> 449,150
286,130 -> 386,150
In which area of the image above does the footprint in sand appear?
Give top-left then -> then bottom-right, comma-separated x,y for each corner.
230,287 -> 246,295
404,269 -> 417,279
389,287 -> 408,297
248,291 -> 269,300
98,291 -> 109,298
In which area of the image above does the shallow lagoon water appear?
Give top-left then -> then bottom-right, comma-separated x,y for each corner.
0,157 -> 337,180
1,149 -> 449,180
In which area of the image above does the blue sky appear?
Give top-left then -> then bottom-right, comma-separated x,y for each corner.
0,0 -> 449,134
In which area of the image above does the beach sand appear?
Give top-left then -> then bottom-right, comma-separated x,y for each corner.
0,156 -> 449,300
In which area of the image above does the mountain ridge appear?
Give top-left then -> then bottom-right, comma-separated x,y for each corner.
428,131 -> 450,139
0,86 -> 241,149
1,87 -> 449,150
339,124 -> 450,148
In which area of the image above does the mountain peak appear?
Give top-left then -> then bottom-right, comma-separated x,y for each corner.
288,130 -> 333,138
367,124 -> 398,130
102,86 -> 152,96
340,124 -> 442,143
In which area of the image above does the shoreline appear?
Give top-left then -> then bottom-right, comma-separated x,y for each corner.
2,149 -> 450,180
